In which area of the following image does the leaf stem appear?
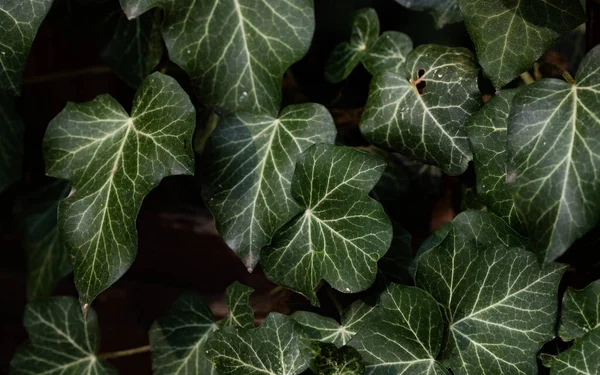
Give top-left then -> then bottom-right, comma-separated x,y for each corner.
98,345 -> 151,359
519,72 -> 535,85
23,66 -> 112,85
562,70 -> 576,85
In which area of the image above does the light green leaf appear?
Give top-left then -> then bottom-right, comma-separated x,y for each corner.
205,313 -> 309,375
292,300 -> 376,347
0,0 -> 53,95
308,342 -> 365,375
362,31 -> 413,76
43,72 -> 195,308
21,179 -> 71,300
150,293 -> 218,375
348,284 -> 450,375
415,229 -> 566,375
550,328 -> 600,375
203,103 -> 336,270
10,296 -> 117,375
0,93 -> 24,192
507,45 -> 600,263
457,0 -> 585,89
261,144 -> 392,305
559,279 -> 600,341
221,282 -> 254,329
121,0 -> 315,116
466,89 -> 525,232
395,0 -> 462,29
359,44 -> 481,175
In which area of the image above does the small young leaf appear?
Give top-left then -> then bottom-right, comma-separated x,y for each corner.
309,342 -> 365,375
0,94 -> 24,192
457,0 -> 585,89
348,284 -> 450,374
149,293 -> 218,375
550,329 -> 600,375
507,45 -> 600,263
261,144 -> 392,305
466,89 -> 525,232
362,31 -> 413,76
121,0 -> 315,116
205,313 -> 309,375
203,104 -> 336,271
395,0 -> 462,29
221,282 -> 254,329
10,296 -> 116,375
360,45 -> 481,175
415,230 -> 566,375
559,279 -> 600,342
0,0 -> 53,95
43,72 -> 196,308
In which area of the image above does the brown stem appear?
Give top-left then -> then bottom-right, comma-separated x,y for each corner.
98,345 -> 151,360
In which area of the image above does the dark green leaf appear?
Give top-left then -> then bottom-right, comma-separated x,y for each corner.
507,45 -> 600,262
559,279 -> 600,341
261,144 -> 392,305
221,282 -> 254,329
43,72 -> 195,308
457,0 -> 585,88
359,44 -> 481,175
10,296 -> 116,375
203,104 -> 336,271
0,0 -> 53,95
395,0 -> 462,29
0,93 -> 24,192
550,328 -> 600,375
309,342 -> 365,375
362,31 -> 413,76
378,222 -> 413,284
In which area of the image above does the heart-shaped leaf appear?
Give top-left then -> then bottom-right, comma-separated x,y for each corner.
10,297 -> 116,375
362,31 -> 413,76
395,0 -> 462,29
415,229 -> 566,375
221,281 -> 254,329
549,329 -> 600,375
0,0 -> 54,95
559,279 -> 600,342
359,44 -> 481,175
457,0 -> 585,89
507,45 -> 600,263
205,313 -> 309,375
0,94 -> 24,192
261,144 -> 392,305
120,0 -> 315,116
348,284 -> 450,374
203,104 -> 336,270
466,89 -> 525,232
43,72 -> 196,308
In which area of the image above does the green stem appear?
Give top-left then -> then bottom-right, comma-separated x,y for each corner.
98,345 -> 151,359
520,72 -> 535,85
562,70 -> 576,85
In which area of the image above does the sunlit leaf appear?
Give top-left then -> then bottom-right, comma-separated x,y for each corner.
559,279 -> 600,342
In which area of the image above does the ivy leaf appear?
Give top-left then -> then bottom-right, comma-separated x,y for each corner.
395,0 -> 462,29
362,31 -> 413,76
43,72 -> 196,308
221,282 -> 254,329
348,284 -> 450,374
10,296 -> 117,375
0,0 -> 53,95
205,313 -> 309,375
466,89 -> 525,232
457,0 -> 585,89
292,300 -> 376,347
261,144 -> 392,305
308,342 -> 365,375
559,279 -> 600,342
549,329 -> 600,375
359,44 -> 481,175
415,229 -> 566,375
203,104 -> 336,271
149,293 -> 218,375
21,179 -> 71,300
507,45 -> 600,263
121,0 -> 315,116
0,94 -> 24,192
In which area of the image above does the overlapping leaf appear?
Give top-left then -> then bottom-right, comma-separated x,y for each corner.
43,72 -> 195,308
308,343 -> 365,375
0,93 -> 24,192
466,89 -> 525,232
549,329 -> 600,375
261,144 -> 392,305
120,0 -> 315,116
21,179 -> 71,300
10,296 -> 116,375
203,104 -> 336,271
149,293 -> 218,375
221,282 -> 254,329
457,0 -> 585,89
359,44 -> 481,175
205,313 -> 309,375
415,230 -> 566,375
348,284 -> 449,374
395,0 -> 462,29
362,31 -> 413,77
507,45 -> 600,263
559,279 -> 600,342
0,0 -> 54,95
